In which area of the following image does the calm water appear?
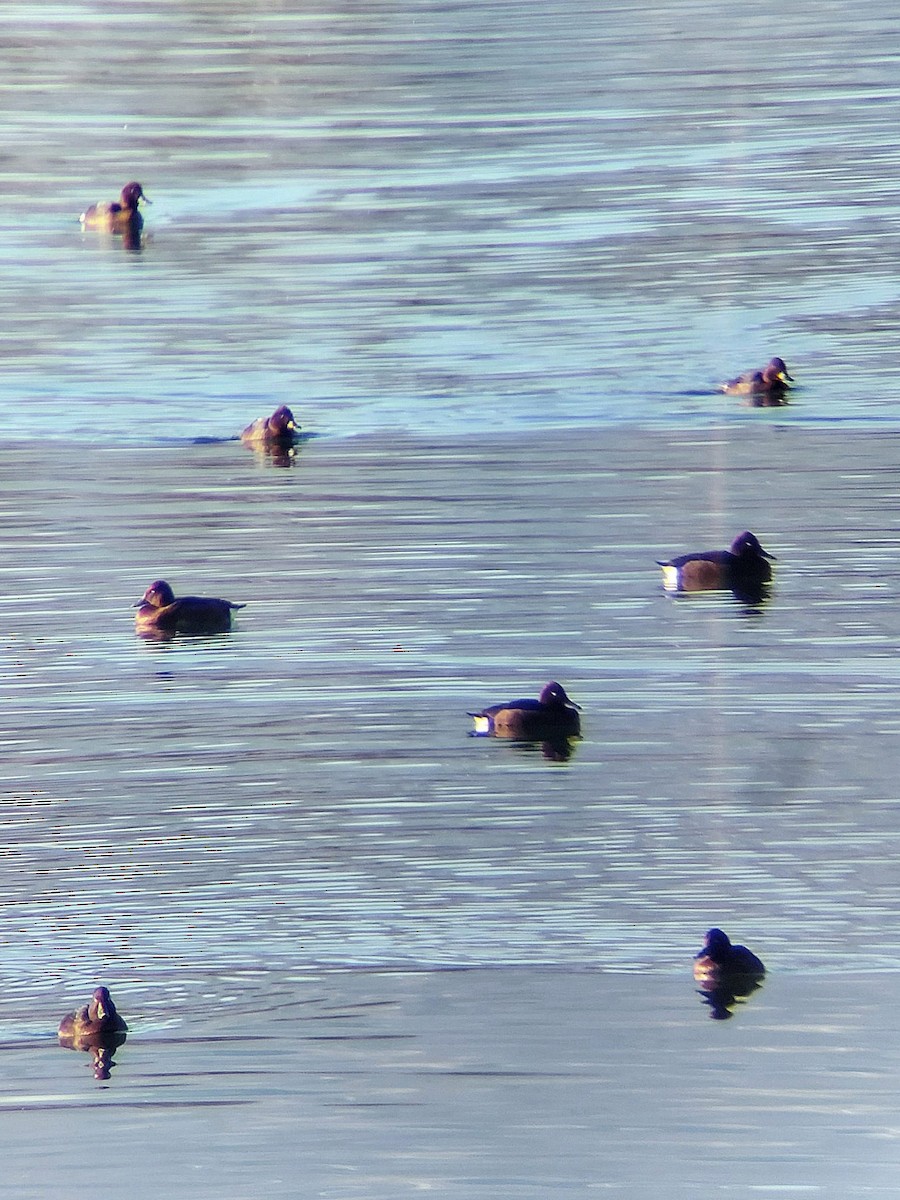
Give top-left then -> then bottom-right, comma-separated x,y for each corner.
3,0 -> 900,1196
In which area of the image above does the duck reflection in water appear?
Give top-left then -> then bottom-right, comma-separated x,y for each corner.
241,405 -> 303,467
506,735 -> 580,762
658,531 -> 775,607
468,681 -> 582,760
118,217 -> 144,254
747,385 -> 790,408
693,928 -> 765,1020
58,986 -> 128,1078
81,211 -> 144,254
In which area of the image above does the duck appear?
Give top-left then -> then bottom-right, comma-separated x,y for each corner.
721,357 -> 793,397
134,579 -> 245,637
658,531 -> 775,599
58,986 -> 128,1041
80,182 -> 150,229
469,681 -> 582,740
241,405 -> 300,445
693,928 -> 766,987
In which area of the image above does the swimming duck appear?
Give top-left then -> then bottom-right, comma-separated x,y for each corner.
721,357 -> 793,397
80,182 -> 150,229
469,681 -> 582,740
58,986 -> 128,1041
134,579 -> 245,637
693,928 -> 766,987
658,531 -> 775,597
241,405 -> 300,445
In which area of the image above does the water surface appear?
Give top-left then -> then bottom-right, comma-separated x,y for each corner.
3,1 -> 900,1196
2,1 -> 900,439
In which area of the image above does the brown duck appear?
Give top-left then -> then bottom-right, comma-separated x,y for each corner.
134,579 -> 245,637
80,182 -> 150,230
658,531 -> 775,598
721,356 -> 793,397
469,681 -> 582,740
241,405 -> 300,445
58,986 -> 128,1041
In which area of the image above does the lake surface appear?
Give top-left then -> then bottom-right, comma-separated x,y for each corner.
3,0 -> 900,1196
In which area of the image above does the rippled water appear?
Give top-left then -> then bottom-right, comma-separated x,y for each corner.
3,0 -> 900,439
4,0 -> 900,1196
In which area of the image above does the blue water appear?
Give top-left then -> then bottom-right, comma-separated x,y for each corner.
5,5 -> 900,1197
3,0 -> 900,443
3,0 -> 900,972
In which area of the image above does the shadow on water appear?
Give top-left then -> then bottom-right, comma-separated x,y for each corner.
79,214 -> 144,255
695,977 -> 765,1021
240,439 -> 303,469
663,584 -> 772,613
58,1030 -> 128,1081
747,392 -> 791,409
469,732 -> 581,763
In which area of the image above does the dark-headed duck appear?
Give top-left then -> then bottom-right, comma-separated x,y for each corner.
469,681 -> 582,740
80,182 -> 150,229
241,405 -> 300,445
658,531 -> 775,598
58,986 -> 128,1041
134,579 -> 245,637
721,357 -> 793,397
693,927 -> 766,987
